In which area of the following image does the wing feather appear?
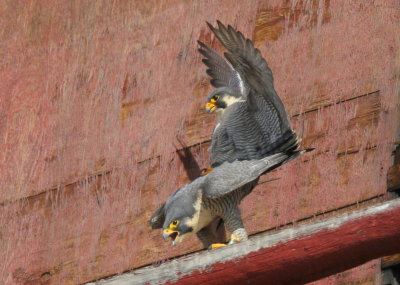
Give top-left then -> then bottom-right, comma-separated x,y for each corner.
197,40 -> 246,95
203,152 -> 298,198
206,20 -> 290,129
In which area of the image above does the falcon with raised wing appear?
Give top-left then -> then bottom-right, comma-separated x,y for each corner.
198,21 -> 299,169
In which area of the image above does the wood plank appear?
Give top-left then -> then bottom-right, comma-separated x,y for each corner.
0,90 -> 392,284
243,148 -> 388,235
2,89 -> 383,206
292,91 -> 382,154
0,149 -> 389,284
253,0 -> 331,44
1,0 -> 398,203
0,0 -> 261,202
254,1 -> 399,118
91,199 -> 400,285
1,1 -> 399,284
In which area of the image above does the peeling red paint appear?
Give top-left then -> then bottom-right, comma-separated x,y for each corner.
0,0 -> 398,284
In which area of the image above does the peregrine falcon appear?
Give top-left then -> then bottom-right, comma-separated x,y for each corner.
198,21 -> 299,168
150,151 -> 303,248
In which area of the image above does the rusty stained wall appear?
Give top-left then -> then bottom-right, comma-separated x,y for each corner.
0,0 -> 399,284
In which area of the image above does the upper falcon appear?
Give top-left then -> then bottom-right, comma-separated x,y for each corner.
198,21 -> 299,167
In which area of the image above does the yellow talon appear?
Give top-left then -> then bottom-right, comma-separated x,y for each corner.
210,243 -> 227,249
232,236 -> 241,242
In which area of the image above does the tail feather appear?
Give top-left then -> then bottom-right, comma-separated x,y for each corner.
264,129 -> 301,157
260,146 -> 314,176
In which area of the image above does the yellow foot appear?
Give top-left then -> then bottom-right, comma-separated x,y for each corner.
200,168 -> 213,176
210,243 -> 227,249
228,237 -> 242,245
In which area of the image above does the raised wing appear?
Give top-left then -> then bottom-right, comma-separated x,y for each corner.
197,40 -> 247,96
206,20 -> 291,129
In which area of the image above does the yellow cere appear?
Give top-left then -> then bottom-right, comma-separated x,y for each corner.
163,228 -> 175,234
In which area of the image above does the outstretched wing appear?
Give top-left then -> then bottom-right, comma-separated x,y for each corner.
197,40 -> 247,96
206,20 -> 291,130
202,152 -> 300,198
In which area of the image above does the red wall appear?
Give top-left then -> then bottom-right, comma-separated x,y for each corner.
0,0 -> 398,284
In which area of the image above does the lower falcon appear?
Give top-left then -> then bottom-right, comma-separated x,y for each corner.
150,151 -> 303,248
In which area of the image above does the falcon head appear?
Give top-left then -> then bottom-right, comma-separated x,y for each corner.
161,189 -> 203,246
162,217 -> 194,246
205,87 -> 242,114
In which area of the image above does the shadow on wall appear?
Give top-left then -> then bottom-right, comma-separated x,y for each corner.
174,136 -> 202,181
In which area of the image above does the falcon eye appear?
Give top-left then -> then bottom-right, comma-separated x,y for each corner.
210,95 -> 220,103
170,220 -> 179,227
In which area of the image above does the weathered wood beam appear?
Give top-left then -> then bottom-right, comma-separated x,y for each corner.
0,90 -> 382,206
91,199 -> 400,285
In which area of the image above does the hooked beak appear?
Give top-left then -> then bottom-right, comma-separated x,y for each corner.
205,102 -> 216,113
163,228 -> 179,246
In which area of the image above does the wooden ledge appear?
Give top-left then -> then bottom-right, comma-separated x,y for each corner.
89,199 -> 400,285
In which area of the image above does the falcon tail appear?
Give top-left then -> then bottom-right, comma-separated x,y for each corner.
261,147 -> 314,176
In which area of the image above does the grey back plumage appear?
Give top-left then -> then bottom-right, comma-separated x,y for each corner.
201,152 -> 298,198
198,21 -> 299,167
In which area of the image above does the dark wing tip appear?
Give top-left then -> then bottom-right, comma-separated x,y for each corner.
206,21 -> 214,30
198,48 -> 207,57
197,41 -> 210,56
197,40 -> 206,47
216,20 -> 224,29
217,20 -> 228,34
